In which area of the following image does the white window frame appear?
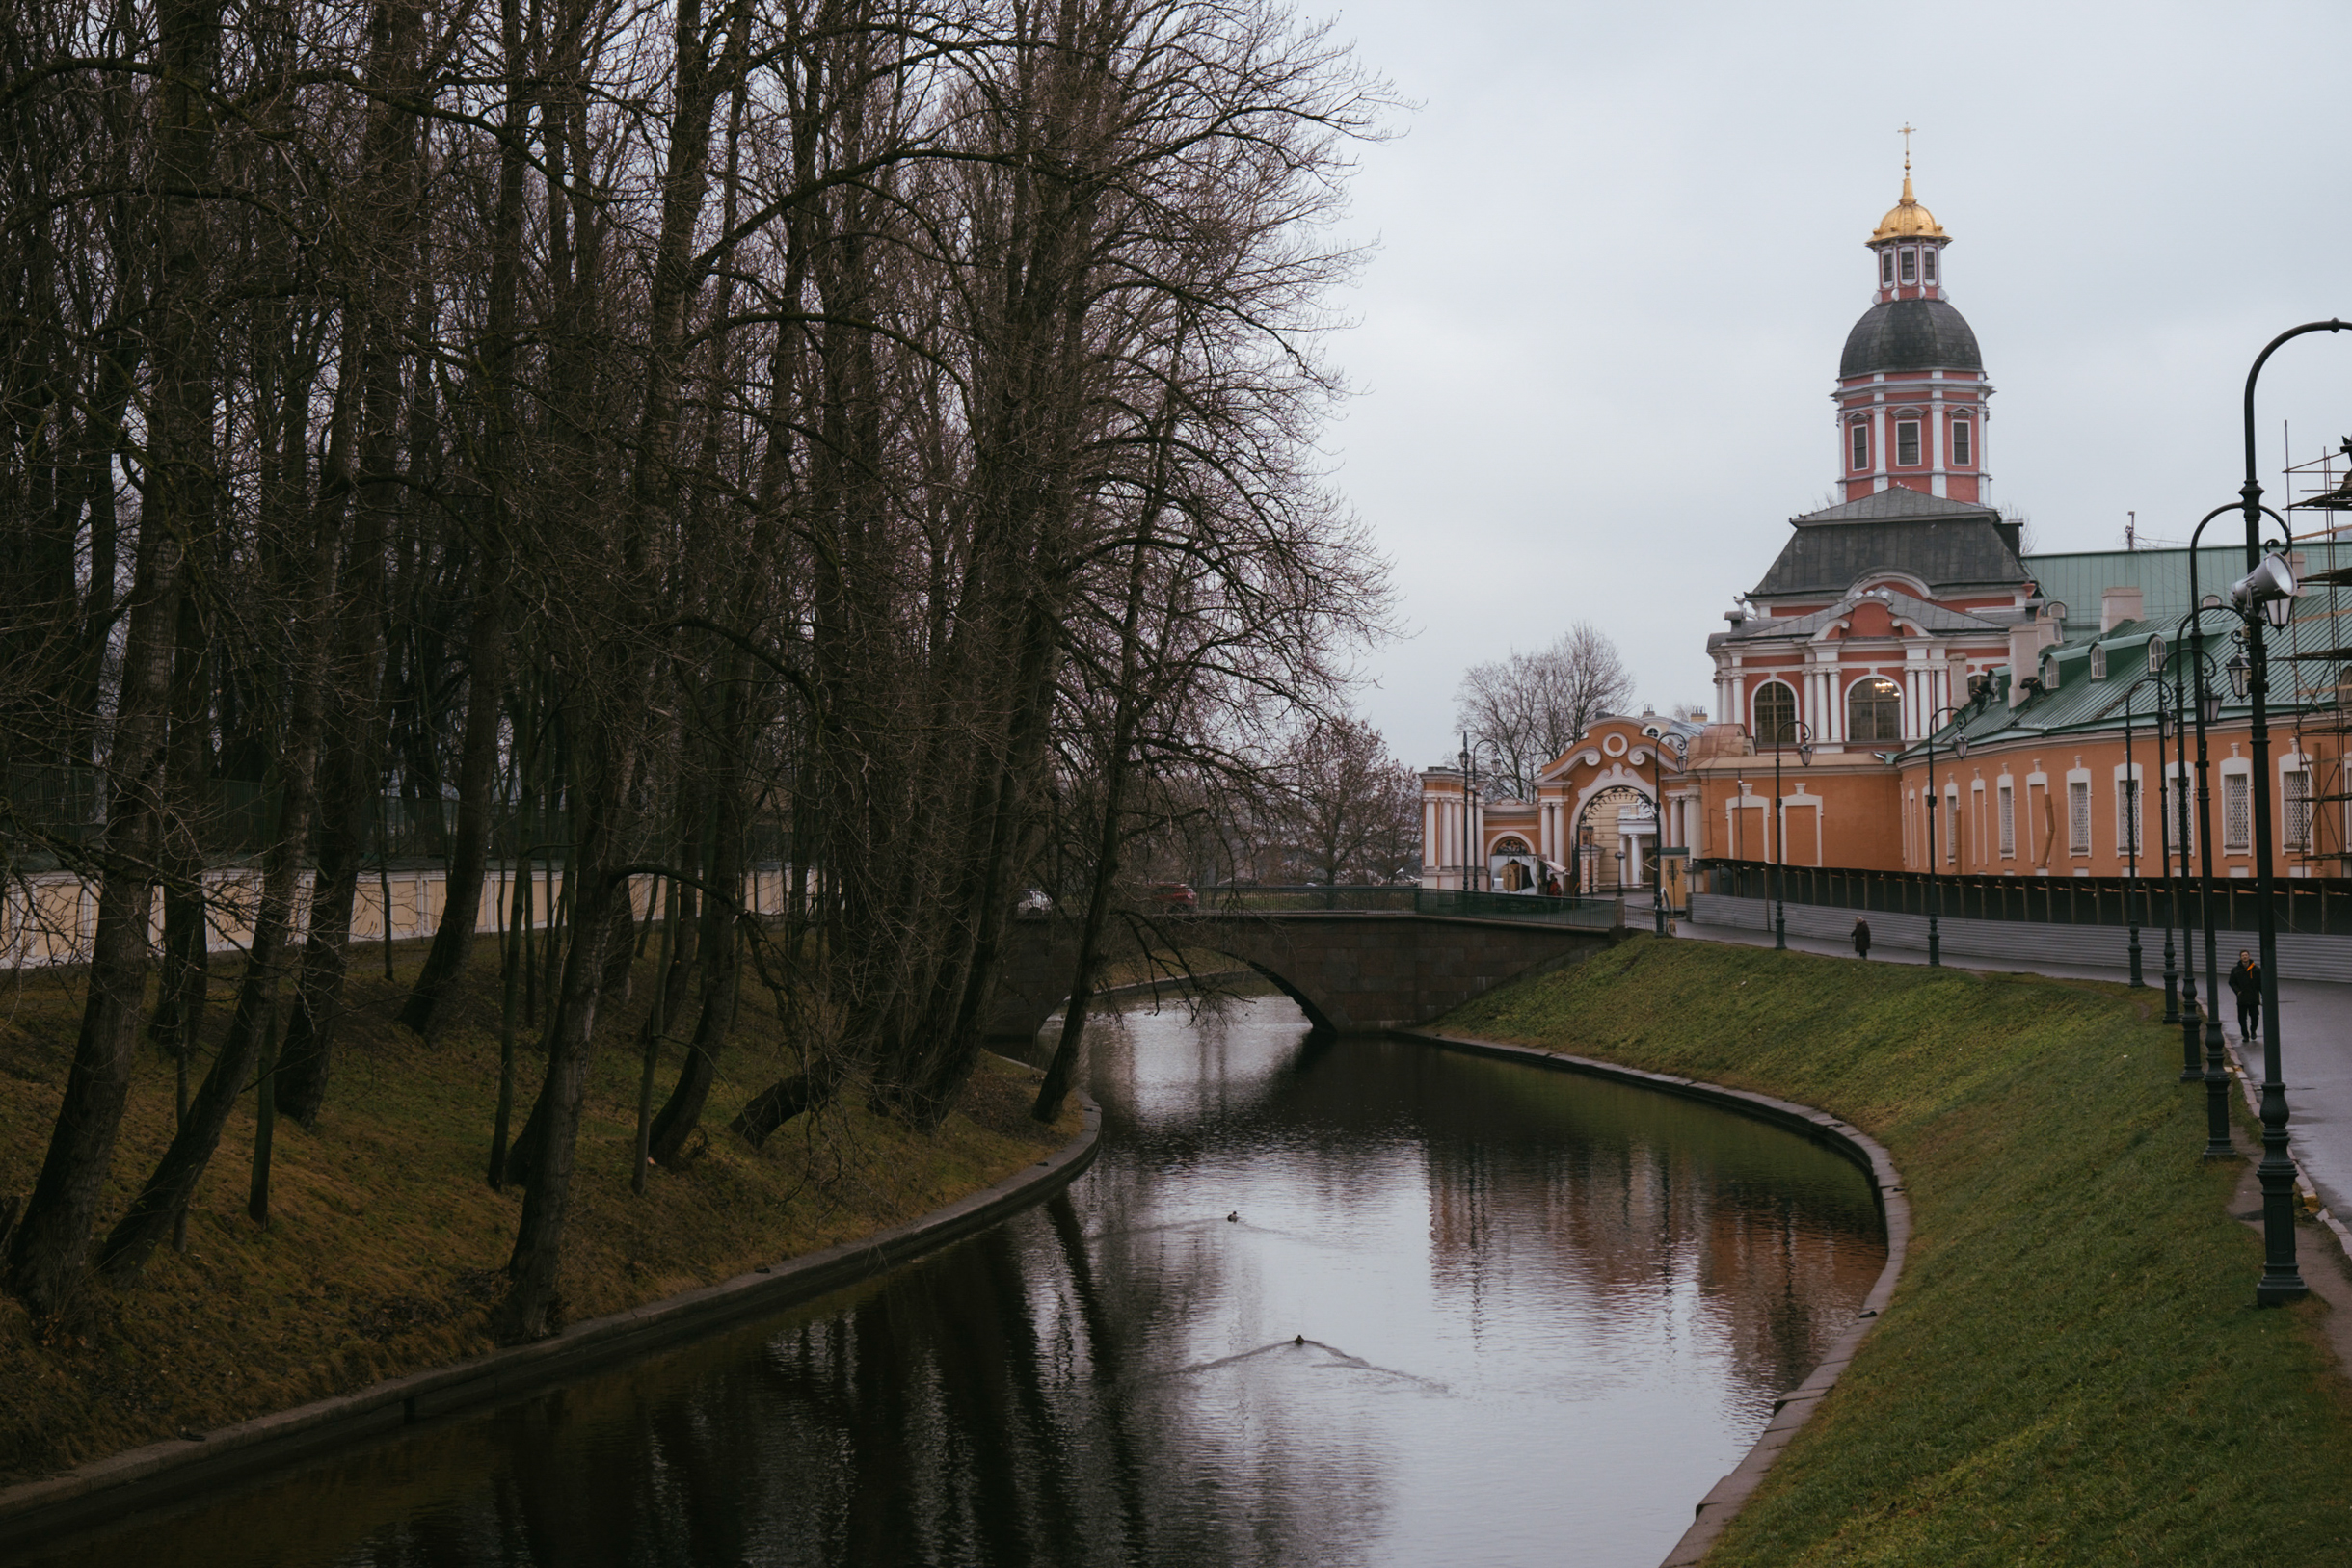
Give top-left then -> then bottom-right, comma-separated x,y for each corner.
1881,250 -> 1895,286
1950,416 -> 1971,465
1998,779 -> 2016,859
2068,775 -> 2092,857
1846,675 -> 1904,745
1900,247 -> 1917,282
1922,246 -> 1938,284
1896,418 -> 1921,466
1850,421 -> 1869,472
2114,763 -> 2144,861
2222,762 -> 2252,853
2284,756 -> 2313,854
2164,763 -> 2194,858
1946,785 -> 1962,865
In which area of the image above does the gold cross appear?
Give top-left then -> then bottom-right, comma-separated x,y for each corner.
1899,122 -> 1915,173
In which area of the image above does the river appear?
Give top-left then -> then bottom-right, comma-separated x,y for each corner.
30,992 -> 1884,1568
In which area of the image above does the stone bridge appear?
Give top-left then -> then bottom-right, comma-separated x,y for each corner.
986,910 -> 1624,1040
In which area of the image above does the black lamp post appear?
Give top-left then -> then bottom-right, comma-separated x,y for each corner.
1769,717 -> 1814,951
2164,635 -> 2202,1080
1652,731 -> 1688,937
2231,543 -> 2305,1303
1457,733 -> 1475,896
1923,705 -> 1967,967
2181,507 -> 2239,1158
2149,635 -> 2179,1026
2119,678 -> 2147,988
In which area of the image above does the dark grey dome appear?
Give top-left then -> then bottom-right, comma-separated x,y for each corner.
1840,297 -> 1982,378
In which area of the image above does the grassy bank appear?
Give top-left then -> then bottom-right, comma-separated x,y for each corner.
0,944 -> 1080,1485
1444,937 -> 2352,1567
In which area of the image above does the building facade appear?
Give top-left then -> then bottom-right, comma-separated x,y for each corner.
1423,163 -> 2352,892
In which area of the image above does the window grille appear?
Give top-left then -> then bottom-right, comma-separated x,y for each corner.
1947,796 -> 1961,864
1922,247 -> 1938,283
1881,251 -> 1895,286
1998,784 -> 2015,857
2069,780 -> 2091,854
2285,768 -> 2312,853
2224,773 -> 2251,852
1851,422 -> 1869,471
1900,248 -> 1916,282
2118,777 -> 2142,858
1896,420 -> 1920,465
1951,418 -> 1971,465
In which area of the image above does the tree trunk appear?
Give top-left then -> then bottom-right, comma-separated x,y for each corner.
3,0 -> 217,1319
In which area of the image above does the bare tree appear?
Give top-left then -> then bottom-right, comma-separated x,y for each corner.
1453,623 -> 1634,798
1280,717 -> 1416,885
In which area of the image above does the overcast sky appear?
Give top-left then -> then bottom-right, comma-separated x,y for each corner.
1311,0 -> 2352,768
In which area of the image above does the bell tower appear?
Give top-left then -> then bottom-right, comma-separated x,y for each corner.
1833,135 -> 1992,503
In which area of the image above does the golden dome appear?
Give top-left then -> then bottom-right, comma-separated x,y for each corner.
1869,174 -> 1946,244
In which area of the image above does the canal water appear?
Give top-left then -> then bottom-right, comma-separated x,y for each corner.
32,995 -> 1884,1568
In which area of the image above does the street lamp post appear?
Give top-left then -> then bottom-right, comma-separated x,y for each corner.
2232,545 -> 2307,1302
2179,505 -> 2241,1157
2166,638 -> 2205,1081
1769,717 -> 1814,951
2120,679 -> 2146,988
1923,705 -> 1968,967
1652,731 -> 1688,937
2149,635 -> 2179,1026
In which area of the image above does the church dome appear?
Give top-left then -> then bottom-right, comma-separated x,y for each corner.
1840,296 -> 1982,377
1868,175 -> 1945,243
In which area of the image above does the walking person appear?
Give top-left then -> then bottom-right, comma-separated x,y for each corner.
1852,917 -> 1872,960
2229,948 -> 2262,1044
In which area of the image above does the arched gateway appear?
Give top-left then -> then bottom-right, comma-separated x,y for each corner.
1418,712 -> 1703,895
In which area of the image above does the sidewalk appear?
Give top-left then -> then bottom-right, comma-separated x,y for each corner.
1637,896 -> 2352,1227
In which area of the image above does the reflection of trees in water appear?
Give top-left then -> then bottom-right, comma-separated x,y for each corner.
1410,1054 -> 1884,1399
332,1193 -> 1369,1567
67,1002 -> 1878,1568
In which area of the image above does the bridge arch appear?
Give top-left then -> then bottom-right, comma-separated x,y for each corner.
987,910 -> 1619,1043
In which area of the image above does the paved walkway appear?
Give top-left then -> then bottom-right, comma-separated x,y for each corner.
1633,897 -> 2352,1226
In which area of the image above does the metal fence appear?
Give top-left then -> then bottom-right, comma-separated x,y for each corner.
1697,858 -> 2352,936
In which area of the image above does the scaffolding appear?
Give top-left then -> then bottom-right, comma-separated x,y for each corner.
2283,438 -> 2352,874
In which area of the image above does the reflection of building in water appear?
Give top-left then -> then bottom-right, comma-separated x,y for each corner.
1424,1107 -> 1884,1396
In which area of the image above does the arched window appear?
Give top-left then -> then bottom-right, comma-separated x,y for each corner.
1848,676 -> 1903,743
1752,681 -> 1796,745
1492,836 -> 1530,854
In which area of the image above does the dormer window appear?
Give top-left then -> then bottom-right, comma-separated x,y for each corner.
1951,417 -> 1972,465
1899,248 -> 1917,282
1896,419 -> 1920,466
2090,644 -> 2107,680
1921,247 -> 1938,284
1850,421 -> 1869,471
1881,251 -> 1895,286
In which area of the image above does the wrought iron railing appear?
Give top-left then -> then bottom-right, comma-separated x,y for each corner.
1697,858 -> 2352,936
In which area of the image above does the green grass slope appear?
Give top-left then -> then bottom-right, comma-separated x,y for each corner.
1444,936 -> 2352,1567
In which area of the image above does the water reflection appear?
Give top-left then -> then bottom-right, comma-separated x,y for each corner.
32,996 -> 1883,1568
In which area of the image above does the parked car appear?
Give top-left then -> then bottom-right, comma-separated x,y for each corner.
1015,888 -> 1054,917
1149,882 -> 1197,912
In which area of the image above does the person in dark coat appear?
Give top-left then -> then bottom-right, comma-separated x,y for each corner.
2229,949 -> 2262,1043
1852,918 -> 1871,960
